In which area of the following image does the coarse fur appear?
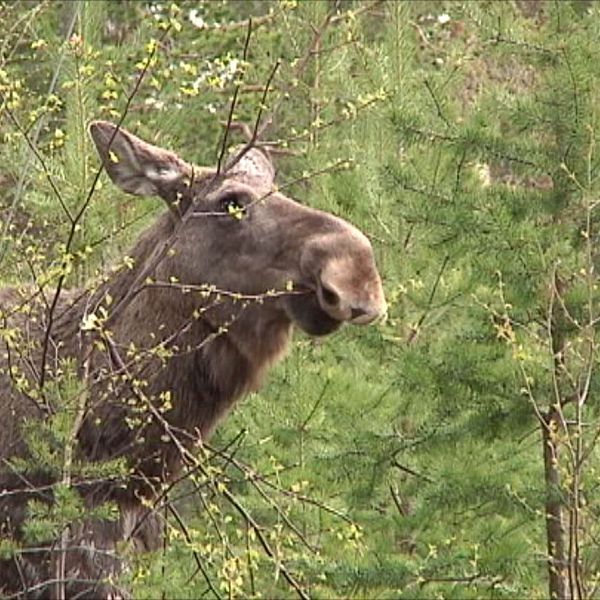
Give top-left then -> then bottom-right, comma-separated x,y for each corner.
0,122 -> 386,598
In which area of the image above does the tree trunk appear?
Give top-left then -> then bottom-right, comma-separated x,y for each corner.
543,409 -> 570,599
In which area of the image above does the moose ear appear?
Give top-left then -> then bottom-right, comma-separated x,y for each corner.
220,121 -> 276,185
225,147 -> 275,186
89,120 -> 195,201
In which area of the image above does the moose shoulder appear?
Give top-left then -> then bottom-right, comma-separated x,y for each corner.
0,122 -> 386,597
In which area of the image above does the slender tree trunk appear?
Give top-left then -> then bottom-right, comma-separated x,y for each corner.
542,271 -> 572,599
543,409 -> 570,600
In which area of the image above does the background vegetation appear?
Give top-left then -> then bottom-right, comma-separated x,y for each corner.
2,0 -> 600,597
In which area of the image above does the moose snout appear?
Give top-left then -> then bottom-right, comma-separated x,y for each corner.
316,262 -> 387,325
298,222 -> 387,327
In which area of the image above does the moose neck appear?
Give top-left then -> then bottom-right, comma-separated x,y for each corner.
96,211 -> 178,314
74,210 -> 294,486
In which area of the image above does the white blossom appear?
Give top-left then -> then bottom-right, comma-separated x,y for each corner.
189,9 -> 206,29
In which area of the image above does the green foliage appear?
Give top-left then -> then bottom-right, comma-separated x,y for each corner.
3,0 -> 600,598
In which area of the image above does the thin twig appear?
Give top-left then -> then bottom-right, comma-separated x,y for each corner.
424,78 -> 451,129
221,60 -> 281,176
3,110 -> 74,225
196,8 -> 281,33
168,504 -> 223,599
216,18 -> 253,174
206,443 -> 354,525
391,459 -> 433,483
36,24 -> 171,390
0,3 -> 77,265
406,255 -> 449,344
389,484 -> 406,517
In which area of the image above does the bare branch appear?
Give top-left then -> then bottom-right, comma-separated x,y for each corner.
221,60 -> 281,176
38,23 -> 172,390
3,109 -> 74,225
216,18 -> 253,175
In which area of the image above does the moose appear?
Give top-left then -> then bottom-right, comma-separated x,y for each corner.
0,121 -> 386,597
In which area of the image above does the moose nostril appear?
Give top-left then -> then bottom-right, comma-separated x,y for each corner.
320,284 -> 341,307
350,306 -> 368,320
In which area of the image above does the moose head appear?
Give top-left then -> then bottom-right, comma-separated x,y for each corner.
89,121 -> 387,339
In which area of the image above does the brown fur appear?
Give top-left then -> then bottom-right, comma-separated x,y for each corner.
0,122 -> 386,598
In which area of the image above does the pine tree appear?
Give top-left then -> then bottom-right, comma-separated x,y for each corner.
384,1 -> 600,597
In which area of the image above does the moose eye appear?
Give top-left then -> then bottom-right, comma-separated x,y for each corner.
221,194 -> 241,211
219,193 -> 246,219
